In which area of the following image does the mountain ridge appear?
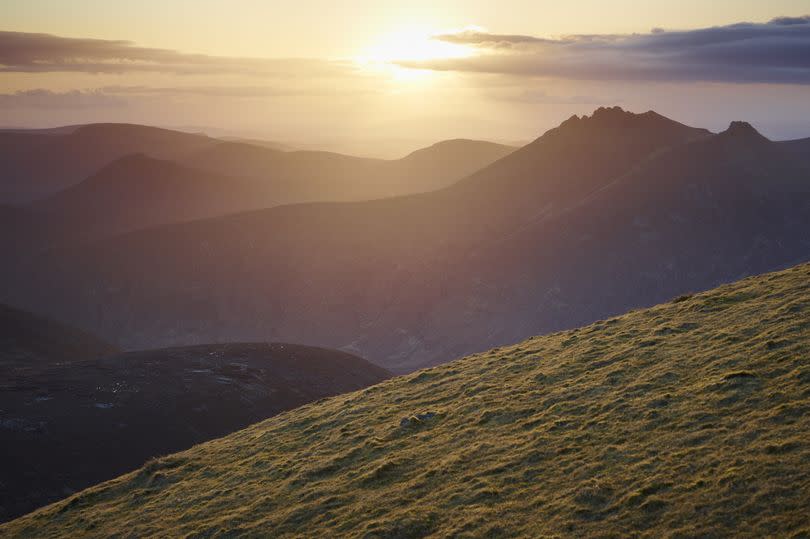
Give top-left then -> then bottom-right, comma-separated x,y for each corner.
4,107 -> 809,372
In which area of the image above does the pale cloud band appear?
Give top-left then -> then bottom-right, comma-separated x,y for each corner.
404,16 -> 810,84
0,30 -> 348,76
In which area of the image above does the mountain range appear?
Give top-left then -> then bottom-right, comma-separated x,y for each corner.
4,107 -> 807,372
1,125 -> 514,251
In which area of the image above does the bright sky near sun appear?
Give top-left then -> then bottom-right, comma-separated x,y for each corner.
2,0 -> 810,155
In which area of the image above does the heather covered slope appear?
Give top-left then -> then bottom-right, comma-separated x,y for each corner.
5,263 -> 809,537
0,342 -> 389,522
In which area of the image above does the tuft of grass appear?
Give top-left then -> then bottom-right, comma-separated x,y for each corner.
3,263 -> 810,538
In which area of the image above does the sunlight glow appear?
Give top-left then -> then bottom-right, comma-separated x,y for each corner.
355,26 -> 475,83
358,28 -> 474,63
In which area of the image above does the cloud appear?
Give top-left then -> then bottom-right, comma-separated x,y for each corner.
0,89 -> 126,109
0,84 -> 381,110
102,85 -> 377,98
435,30 -> 552,48
403,16 -> 810,84
0,31 -> 349,76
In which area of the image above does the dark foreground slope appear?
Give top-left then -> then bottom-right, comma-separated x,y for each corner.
5,263 -> 809,537
0,342 -> 389,522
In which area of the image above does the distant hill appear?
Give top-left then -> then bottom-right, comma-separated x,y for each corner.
0,340 -> 389,522
1,128 -> 514,252
6,107 -> 808,373
183,138 -> 517,203
29,154 -> 280,241
0,124 -> 216,203
5,262 -> 809,537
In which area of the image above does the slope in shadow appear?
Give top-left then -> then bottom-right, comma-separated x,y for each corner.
0,316 -> 389,522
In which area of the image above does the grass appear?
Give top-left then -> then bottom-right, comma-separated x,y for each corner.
3,263 -> 810,538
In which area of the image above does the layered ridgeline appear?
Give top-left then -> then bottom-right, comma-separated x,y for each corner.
22,140 -> 515,243
7,107 -> 809,372
183,138 -> 518,204
28,155 -> 281,240
1,125 -> 513,252
5,263 -> 808,537
0,304 -> 390,522
0,122 -> 514,205
0,124 -> 216,203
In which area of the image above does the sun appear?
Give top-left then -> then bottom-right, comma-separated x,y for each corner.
357,27 -> 474,64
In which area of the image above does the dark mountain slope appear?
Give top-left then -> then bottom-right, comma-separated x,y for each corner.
5,108 -> 806,373
778,135 -> 810,158
30,154 -> 280,241
0,303 -> 117,369
433,121 -> 810,368
0,124 -> 216,203
5,262 -> 809,537
0,342 -> 389,522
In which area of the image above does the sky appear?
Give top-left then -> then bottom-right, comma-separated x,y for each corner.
2,0 -> 810,156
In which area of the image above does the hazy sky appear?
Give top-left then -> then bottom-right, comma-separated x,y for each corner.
2,1 -> 810,156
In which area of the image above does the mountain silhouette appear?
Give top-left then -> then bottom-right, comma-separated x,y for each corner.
3,108 -> 809,372
0,124 -> 217,203
183,137 -> 516,203
30,154 -> 280,241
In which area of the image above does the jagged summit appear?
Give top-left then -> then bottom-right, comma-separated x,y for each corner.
719,120 -> 769,141
554,106 -> 708,135
542,107 -> 710,149
556,106 -> 632,127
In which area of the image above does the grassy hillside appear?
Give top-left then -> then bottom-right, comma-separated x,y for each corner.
4,263 -> 810,537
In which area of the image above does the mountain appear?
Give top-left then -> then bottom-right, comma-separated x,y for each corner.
6,138 -> 514,250
4,108 -> 808,373
0,303 -> 117,369
5,262 -> 809,537
183,138 -> 516,203
0,124 -> 216,203
29,154 -> 280,241
0,341 -> 389,522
